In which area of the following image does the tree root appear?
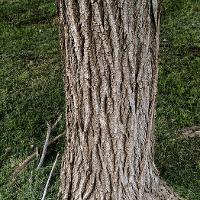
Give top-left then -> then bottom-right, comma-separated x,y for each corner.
157,179 -> 185,200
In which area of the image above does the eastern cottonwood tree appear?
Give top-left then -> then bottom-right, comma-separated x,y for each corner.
57,0 -> 182,199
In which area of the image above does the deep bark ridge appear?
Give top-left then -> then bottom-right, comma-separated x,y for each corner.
57,0 -> 183,199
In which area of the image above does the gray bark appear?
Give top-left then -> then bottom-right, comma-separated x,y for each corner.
57,0 -> 183,199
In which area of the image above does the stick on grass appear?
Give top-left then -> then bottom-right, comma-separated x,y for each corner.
37,114 -> 62,170
41,153 -> 59,200
11,149 -> 38,181
37,123 -> 51,170
11,132 -> 65,180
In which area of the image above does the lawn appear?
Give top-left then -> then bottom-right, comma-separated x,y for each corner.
0,0 -> 199,199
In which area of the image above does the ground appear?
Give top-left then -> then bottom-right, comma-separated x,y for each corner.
0,0 -> 199,199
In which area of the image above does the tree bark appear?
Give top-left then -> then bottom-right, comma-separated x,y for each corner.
57,0 -> 182,199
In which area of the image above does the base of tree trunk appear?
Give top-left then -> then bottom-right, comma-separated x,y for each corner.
59,178 -> 183,200
156,179 -> 183,200
59,155 -> 183,200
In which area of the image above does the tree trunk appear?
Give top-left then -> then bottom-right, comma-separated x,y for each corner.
57,0 -> 182,199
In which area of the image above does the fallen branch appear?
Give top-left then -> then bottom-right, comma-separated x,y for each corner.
37,123 -> 52,170
37,114 -> 62,170
11,131 -> 65,180
51,114 -> 62,130
48,132 -> 65,146
11,148 -> 38,181
181,126 -> 200,138
168,126 -> 200,142
41,153 -> 59,200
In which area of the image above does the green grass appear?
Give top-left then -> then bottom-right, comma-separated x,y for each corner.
0,0 -> 64,199
155,0 -> 200,199
0,0 -> 199,199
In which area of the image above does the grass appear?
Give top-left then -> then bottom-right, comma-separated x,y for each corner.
0,0 -> 199,199
0,0 -> 64,199
155,0 -> 200,199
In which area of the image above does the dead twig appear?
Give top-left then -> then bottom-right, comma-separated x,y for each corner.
37,114 -> 62,169
51,114 -> 62,130
37,123 -> 52,170
41,153 -> 59,200
11,148 -> 38,181
11,131 -> 65,180
181,126 -> 200,138
48,132 -> 65,146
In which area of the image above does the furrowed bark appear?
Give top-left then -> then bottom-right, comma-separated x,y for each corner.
57,0 -> 182,199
